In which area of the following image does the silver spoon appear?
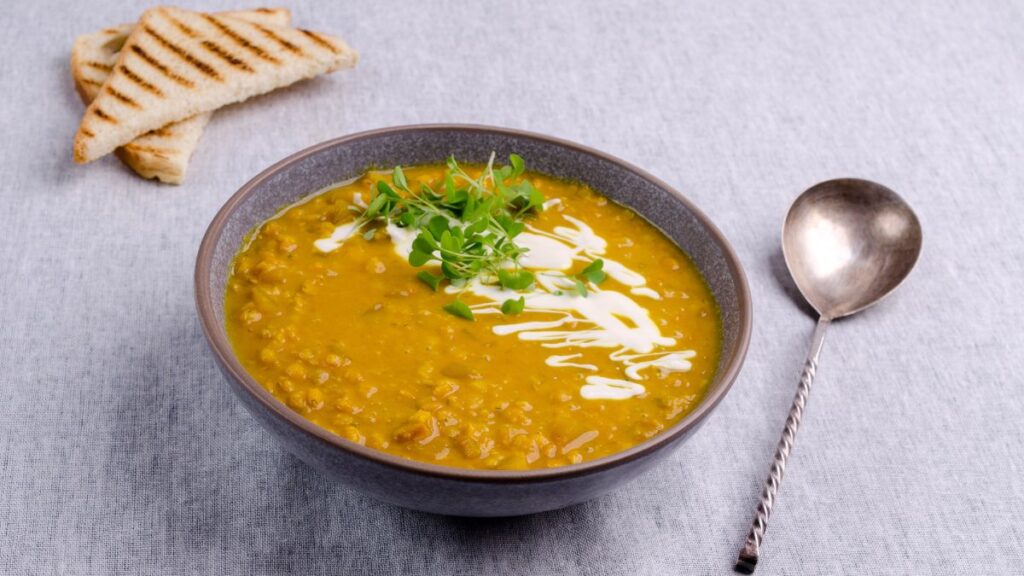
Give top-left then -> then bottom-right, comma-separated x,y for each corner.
735,179 -> 922,573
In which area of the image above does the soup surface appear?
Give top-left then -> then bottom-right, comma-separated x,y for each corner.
225,161 -> 721,470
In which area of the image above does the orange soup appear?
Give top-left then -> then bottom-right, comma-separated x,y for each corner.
225,158 -> 721,470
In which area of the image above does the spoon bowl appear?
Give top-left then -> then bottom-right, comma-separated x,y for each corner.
782,178 -> 922,320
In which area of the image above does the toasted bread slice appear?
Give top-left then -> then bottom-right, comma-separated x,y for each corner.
74,6 -> 357,164
72,8 -> 292,183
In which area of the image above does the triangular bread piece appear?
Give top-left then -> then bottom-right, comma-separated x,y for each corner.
72,8 -> 292,183
73,6 -> 357,164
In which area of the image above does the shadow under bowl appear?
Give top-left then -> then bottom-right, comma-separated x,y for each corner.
195,124 -> 751,517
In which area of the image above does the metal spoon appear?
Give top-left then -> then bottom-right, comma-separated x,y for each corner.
734,179 -> 922,573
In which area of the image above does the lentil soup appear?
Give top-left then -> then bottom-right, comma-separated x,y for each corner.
225,161 -> 721,470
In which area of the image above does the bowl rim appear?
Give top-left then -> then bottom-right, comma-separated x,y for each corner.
195,123 -> 752,483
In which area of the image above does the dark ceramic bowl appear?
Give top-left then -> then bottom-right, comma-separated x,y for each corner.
195,124 -> 751,517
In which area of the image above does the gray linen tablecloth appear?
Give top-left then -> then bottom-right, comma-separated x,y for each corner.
2,0 -> 1022,574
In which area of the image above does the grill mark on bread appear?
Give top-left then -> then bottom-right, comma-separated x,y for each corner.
203,15 -> 281,64
129,45 -> 194,88
164,13 -> 198,38
84,61 -> 113,72
80,127 -> 95,138
300,29 -> 339,54
143,24 -> 222,80
92,107 -> 117,123
255,24 -> 303,55
199,39 -> 254,72
104,85 -> 141,108
81,78 -> 103,88
125,144 -> 174,157
117,64 -> 166,97
149,127 -> 175,137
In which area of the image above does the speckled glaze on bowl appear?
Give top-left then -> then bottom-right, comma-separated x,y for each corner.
195,125 -> 751,517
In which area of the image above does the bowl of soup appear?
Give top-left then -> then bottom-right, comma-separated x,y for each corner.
195,124 -> 751,516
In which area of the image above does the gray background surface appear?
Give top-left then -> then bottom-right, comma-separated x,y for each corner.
1,0 -> 1022,574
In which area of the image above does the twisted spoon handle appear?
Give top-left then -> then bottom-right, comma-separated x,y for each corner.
735,316 -> 831,574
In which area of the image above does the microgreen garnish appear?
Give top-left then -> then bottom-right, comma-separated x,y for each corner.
497,269 -> 535,291
501,296 -> 526,315
562,258 -> 607,297
579,259 -> 606,284
347,153 -> 546,312
443,300 -> 474,321
417,270 -> 443,292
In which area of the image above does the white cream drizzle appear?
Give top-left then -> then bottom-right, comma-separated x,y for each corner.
463,282 -> 674,354
631,287 -> 662,300
617,350 -> 696,380
580,376 -> 646,400
314,202 -> 696,401
544,354 -> 598,371
313,222 -> 362,253
516,233 -> 576,270
385,223 -> 418,259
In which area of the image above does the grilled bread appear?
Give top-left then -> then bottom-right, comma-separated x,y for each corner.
73,6 -> 357,165
72,8 -> 292,183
